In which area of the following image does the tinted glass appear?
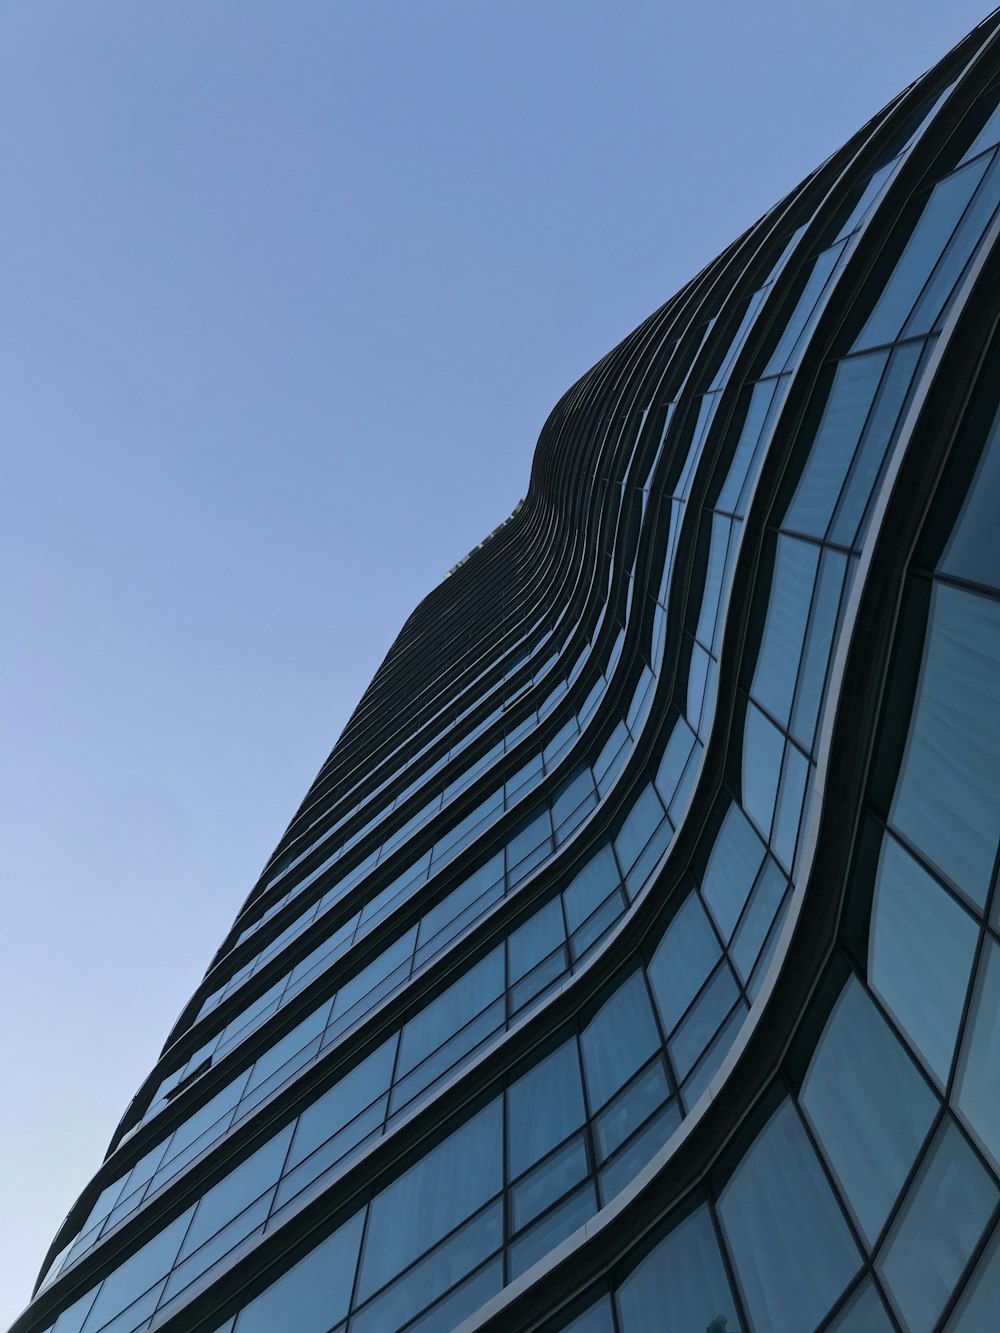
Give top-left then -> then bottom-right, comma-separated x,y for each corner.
801,976 -> 936,1243
616,1205 -> 743,1333
717,1100 -> 860,1333
869,834 -> 978,1084
890,583 -> 1000,908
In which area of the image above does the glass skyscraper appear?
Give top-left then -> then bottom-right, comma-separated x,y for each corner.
13,13 -> 1000,1333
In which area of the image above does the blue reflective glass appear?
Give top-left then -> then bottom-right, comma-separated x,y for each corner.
647,894 -> 722,1033
772,743 -> 809,871
511,1133 -> 589,1230
563,844 -> 620,933
616,1205 -> 744,1333
508,897 -> 565,981
614,784 -> 666,875
890,583 -> 1000,909
233,1215 -> 365,1333
878,1118 -> 998,1333
594,1059 -> 670,1161
680,1001 -> 748,1112
731,860 -> 787,985
853,155 -> 991,350
716,379 -> 780,516
404,1258 -> 503,1333
869,834 -> 979,1085
653,717 -> 697,807
906,154 -> 1000,335
509,1184 -> 596,1280
955,935 -> 1000,1174
80,1208 -> 194,1333
285,1039 -> 394,1172
556,1294 -> 616,1333
508,1042 -> 585,1178
751,536 -> 819,726
826,1278 -> 895,1332
669,964 -> 740,1082
701,803 -> 766,941
784,352 -> 888,539
741,704 -> 785,839
829,340 -> 923,548
791,549 -> 847,750
581,972 -> 661,1110
597,1101 -> 682,1203
764,243 -> 845,376
396,948 -> 503,1076
801,976 -> 937,1244
356,1099 -> 502,1300
718,1100 -> 860,1333
351,1202 -> 502,1333
946,1222 -> 1000,1332
176,1128 -> 292,1264
695,516 -> 732,650
941,409 -> 1000,591
552,766 -> 597,830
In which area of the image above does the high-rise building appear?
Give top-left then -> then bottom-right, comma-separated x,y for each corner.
13,13 -> 1000,1333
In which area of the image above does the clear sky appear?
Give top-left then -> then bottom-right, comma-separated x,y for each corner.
0,1 -> 992,1324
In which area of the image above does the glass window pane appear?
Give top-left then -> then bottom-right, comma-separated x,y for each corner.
829,341 -> 923,548
653,717 -> 697,808
556,1294 -> 616,1333
905,155 -> 1000,335
869,835 -> 978,1085
791,549 -> 847,750
614,785 -> 665,876
285,1039 -> 394,1172
954,935 -> 1000,1174
397,948 -> 503,1077
741,705 -> 784,839
351,1202 -> 502,1333
800,976 -> 937,1244
511,1134 -> 589,1231
853,156 -> 990,351
751,537 -> 819,726
580,973 -> 661,1110
80,1208 -> 194,1333
669,965 -> 739,1082
403,1258 -> 503,1333
647,894 -> 721,1033
764,243 -> 844,376
563,844 -> 620,933
509,1184 -> 597,1280
356,1099 -> 502,1300
233,1211 -> 364,1333
890,583 -> 1000,909
594,1060 -> 670,1161
508,898 -> 565,982
717,1100 -> 860,1333
178,1127 -> 292,1262
826,1278 -> 895,1332
701,804 -> 766,942
783,353 -> 888,539
940,408 -> 1000,591
598,1101 -> 682,1204
945,1221 -> 1000,1332
616,1205 -> 744,1333
731,860 -> 788,983
877,1118 -> 998,1333
508,1042 -> 585,1178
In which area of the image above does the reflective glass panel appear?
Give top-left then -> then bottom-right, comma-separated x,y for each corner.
869,834 -> 978,1084
878,1118 -> 998,1333
717,1100 -> 860,1333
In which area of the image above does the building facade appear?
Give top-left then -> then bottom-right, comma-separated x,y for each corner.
14,13 -> 1000,1333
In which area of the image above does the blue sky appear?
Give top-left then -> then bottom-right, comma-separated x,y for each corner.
0,1 -> 991,1323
